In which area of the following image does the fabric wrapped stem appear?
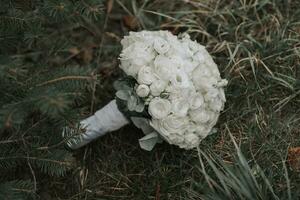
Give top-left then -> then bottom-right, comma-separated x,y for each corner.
65,100 -> 129,149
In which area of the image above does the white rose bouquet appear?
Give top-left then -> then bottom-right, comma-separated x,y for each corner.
63,31 -> 227,151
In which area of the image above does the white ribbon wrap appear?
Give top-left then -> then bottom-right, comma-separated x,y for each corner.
67,100 -> 129,149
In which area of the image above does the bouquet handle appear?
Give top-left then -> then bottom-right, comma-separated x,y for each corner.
64,100 -> 129,149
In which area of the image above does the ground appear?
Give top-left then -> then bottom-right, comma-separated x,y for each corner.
34,0 -> 300,199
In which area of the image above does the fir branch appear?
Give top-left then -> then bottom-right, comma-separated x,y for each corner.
0,137 -> 30,144
26,156 -> 37,193
0,180 -> 35,199
0,156 -> 71,166
36,75 -> 94,87
0,0 -> 106,196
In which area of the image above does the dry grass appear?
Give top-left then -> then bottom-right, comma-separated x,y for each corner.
43,0 -> 300,199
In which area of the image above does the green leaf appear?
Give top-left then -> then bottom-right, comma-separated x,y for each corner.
131,117 -> 153,134
127,95 -> 137,111
113,80 -> 132,91
134,101 -> 145,112
116,90 -> 130,100
138,132 -> 160,151
0,180 -> 35,199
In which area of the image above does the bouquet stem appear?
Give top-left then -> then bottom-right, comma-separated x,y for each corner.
66,100 -> 129,149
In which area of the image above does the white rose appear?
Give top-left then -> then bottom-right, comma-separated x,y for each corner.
150,114 -> 188,137
168,55 -> 183,70
193,76 -> 217,91
205,88 -> 224,111
208,98 -> 224,112
127,32 -> 155,45
184,133 -> 199,147
187,40 -> 203,53
186,122 -> 210,139
202,57 -> 221,77
121,34 -> 151,49
119,43 -> 139,59
166,44 -> 192,58
148,97 -> 171,119
192,67 -> 217,90
119,63 -> 142,77
178,41 -> 193,57
120,36 -> 133,49
205,88 -> 219,99
153,55 -> 173,80
150,79 -> 167,96
170,70 -> 191,88
154,38 -> 170,54
192,65 -> 212,77
209,62 -> 221,77
119,45 -> 143,77
193,51 -> 206,63
184,59 -> 198,75
167,86 -> 195,99
131,43 -> 156,66
189,108 -> 213,124
171,96 -> 189,117
138,66 -> 155,85
136,84 -> 150,97
216,79 -> 228,88
219,88 -> 226,102
189,93 -> 204,110
120,42 -> 156,74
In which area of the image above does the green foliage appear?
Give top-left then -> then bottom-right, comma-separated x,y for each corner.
114,76 -> 146,113
0,0 -> 105,198
0,180 -> 35,200
191,137 -> 288,200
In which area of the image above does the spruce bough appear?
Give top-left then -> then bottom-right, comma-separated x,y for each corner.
0,0 -> 104,198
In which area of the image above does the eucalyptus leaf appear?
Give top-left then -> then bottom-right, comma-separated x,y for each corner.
113,80 -> 132,91
135,102 -> 145,113
131,117 -> 153,134
116,90 -> 130,101
127,95 -> 138,111
138,132 -> 160,151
